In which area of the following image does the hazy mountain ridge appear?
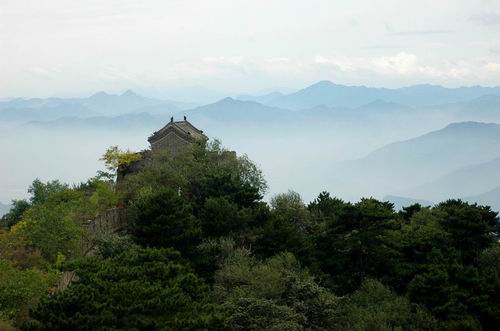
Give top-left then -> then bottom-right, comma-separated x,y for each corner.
3,81 -> 500,127
236,92 -> 285,105
2,81 -> 500,204
0,90 -> 188,122
401,156 -> 500,202
0,103 -> 99,122
27,97 -> 297,130
27,112 -> 171,131
333,122 -> 500,198
264,81 -> 500,109
187,97 -> 291,120
425,95 -> 500,122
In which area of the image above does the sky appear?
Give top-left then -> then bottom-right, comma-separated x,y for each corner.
1,0 -> 500,98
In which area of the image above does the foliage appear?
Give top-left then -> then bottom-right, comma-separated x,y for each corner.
334,279 -> 438,331
270,190 -> 311,229
314,196 -> 400,293
0,259 -> 58,326
94,233 -> 138,259
236,153 -> 268,196
394,202 -> 500,328
434,200 -> 499,264
0,230 -> 46,269
1,199 -> 30,229
4,178 -> 118,264
100,145 -> 142,174
193,237 -> 237,282
254,191 -> 316,266
199,196 -> 254,238
214,249 -> 338,330
3,141 -> 500,331
11,204 -> 82,262
254,213 -> 316,267
87,180 -> 119,215
120,139 -> 266,205
28,179 -> 68,206
24,247 -> 223,331
129,188 -> 202,257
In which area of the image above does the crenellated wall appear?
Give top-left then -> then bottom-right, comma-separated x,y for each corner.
79,208 -> 128,256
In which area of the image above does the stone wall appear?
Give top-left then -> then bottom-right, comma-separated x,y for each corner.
79,208 -> 127,256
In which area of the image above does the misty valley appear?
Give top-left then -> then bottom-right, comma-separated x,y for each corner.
2,81 -> 500,212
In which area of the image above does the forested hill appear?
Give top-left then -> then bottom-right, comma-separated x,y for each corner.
1,141 -> 499,330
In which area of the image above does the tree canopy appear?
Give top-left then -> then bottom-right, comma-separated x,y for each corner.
0,141 -> 499,330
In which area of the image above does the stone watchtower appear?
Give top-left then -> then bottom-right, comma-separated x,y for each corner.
117,117 -> 207,184
148,116 -> 207,156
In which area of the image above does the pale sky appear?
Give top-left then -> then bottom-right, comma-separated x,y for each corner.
1,0 -> 500,98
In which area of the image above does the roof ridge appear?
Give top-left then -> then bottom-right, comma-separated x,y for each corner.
172,122 -> 189,135
148,119 -> 205,144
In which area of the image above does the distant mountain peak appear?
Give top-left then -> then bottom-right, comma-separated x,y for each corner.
215,97 -> 243,105
90,91 -> 110,98
121,89 -> 139,97
444,121 -> 497,130
310,80 -> 337,88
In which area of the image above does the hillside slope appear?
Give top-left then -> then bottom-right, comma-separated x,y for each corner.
333,122 -> 500,197
402,156 -> 500,201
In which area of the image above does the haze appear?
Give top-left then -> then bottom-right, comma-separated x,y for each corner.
1,0 -> 500,213
1,0 -> 500,99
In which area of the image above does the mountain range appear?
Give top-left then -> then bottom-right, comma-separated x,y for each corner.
23,91 -> 500,133
333,122 -> 500,198
402,156 -> 500,202
2,81 -> 500,207
0,90 -> 189,123
249,81 -> 500,110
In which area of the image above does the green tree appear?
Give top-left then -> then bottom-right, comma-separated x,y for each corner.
1,199 -> 30,229
475,247 -> 500,329
0,259 -> 58,326
215,249 -> 338,330
28,179 -> 68,206
100,145 -> 141,175
315,197 -> 399,293
199,196 -> 249,238
435,200 -> 500,264
270,190 -> 311,229
11,203 -> 82,262
254,191 -> 316,266
254,215 -> 316,268
191,173 -> 262,212
24,247 -> 223,331
394,203 -> 500,329
129,188 -> 202,257
335,279 -> 437,331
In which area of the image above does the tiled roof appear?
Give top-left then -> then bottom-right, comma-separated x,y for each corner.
148,119 -> 206,143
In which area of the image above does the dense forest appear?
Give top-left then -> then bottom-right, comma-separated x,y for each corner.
1,140 -> 499,331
